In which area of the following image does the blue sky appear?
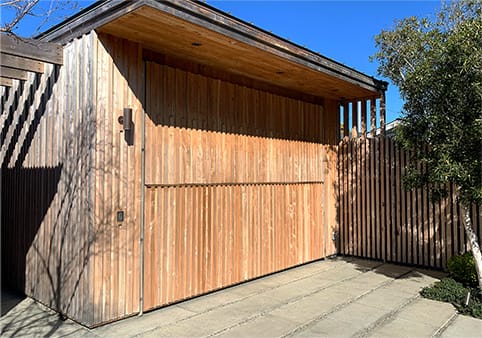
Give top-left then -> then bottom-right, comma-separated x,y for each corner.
2,0 -> 443,122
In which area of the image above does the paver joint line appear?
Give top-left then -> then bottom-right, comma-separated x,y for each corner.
206,261 -> 386,337
431,313 -> 459,338
280,268 -> 416,338
351,294 -> 421,338
130,259 -> 350,337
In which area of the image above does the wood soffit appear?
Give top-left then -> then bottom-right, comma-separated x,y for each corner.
37,0 -> 387,101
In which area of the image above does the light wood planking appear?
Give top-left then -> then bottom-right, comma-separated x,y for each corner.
143,183 -> 326,311
338,136 -> 481,269
143,60 -> 336,312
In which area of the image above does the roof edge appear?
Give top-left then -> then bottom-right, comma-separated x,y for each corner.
36,0 -> 146,43
37,0 -> 388,94
177,0 -> 388,93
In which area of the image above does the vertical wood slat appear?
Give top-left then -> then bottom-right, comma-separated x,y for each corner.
145,62 -> 329,186
143,183 -> 326,312
338,135 -> 481,270
369,98 -> 377,137
142,60 -> 336,314
379,92 -> 386,135
1,33 -> 97,326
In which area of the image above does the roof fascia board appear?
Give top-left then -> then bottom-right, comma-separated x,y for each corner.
37,0 -> 147,44
164,0 -> 386,92
37,0 -> 387,93
147,0 -> 385,93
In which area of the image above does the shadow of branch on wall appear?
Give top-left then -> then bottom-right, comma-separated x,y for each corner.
1,63 -> 132,334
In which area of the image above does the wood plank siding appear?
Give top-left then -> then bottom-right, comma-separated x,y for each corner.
5,0 -> 477,327
1,32 -> 96,324
142,58 -> 338,311
91,33 -> 144,325
338,136 -> 482,268
1,30 -> 339,326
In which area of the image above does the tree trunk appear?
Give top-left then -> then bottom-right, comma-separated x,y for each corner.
461,205 -> 482,294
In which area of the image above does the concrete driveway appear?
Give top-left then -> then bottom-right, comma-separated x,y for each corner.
2,257 -> 482,337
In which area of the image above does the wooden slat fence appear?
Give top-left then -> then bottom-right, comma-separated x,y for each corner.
339,136 -> 482,269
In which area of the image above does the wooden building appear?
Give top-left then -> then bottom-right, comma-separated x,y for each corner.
1,0 -> 386,327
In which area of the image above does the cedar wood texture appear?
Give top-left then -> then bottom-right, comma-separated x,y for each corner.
339,136 -> 482,268
1,0 -> 384,328
2,31 -> 338,326
2,0 -> 479,328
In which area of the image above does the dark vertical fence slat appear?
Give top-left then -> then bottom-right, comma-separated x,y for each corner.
338,135 -> 480,270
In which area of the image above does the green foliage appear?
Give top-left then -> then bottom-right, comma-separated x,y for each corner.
421,277 -> 482,319
420,277 -> 467,302
372,0 -> 482,207
448,252 -> 478,286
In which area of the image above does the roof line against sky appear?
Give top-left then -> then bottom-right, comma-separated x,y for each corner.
36,0 -> 387,93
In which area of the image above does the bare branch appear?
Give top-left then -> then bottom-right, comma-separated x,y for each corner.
1,0 -> 80,37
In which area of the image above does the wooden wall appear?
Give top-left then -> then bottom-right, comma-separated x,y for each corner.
143,61 -> 338,312
339,136 -> 482,269
1,33 -> 96,324
143,183 -> 325,310
2,31 -> 341,327
90,33 -> 144,325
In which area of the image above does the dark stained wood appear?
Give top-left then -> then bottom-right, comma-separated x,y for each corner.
0,66 -> 28,80
0,77 -> 12,86
0,53 -> 45,73
1,34 -> 63,65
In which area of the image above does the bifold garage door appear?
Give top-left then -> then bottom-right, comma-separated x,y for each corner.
143,61 -> 335,311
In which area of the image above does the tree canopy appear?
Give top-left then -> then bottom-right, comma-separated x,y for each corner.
372,0 -> 482,207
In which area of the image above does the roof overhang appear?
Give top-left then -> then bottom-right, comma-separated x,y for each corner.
38,0 -> 387,101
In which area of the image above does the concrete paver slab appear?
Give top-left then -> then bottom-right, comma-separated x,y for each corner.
176,288 -> 248,313
293,301 -> 390,337
372,263 -> 413,278
440,314 -> 482,338
92,305 -> 197,337
396,298 -> 455,324
138,306 -> 249,338
216,314 -> 300,338
3,258 -> 481,338
268,289 -> 350,325
293,318 -> 355,338
369,317 -> 442,337
355,285 -> 416,311
0,298 -> 92,338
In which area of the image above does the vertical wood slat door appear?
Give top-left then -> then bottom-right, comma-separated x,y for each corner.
143,61 -> 333,311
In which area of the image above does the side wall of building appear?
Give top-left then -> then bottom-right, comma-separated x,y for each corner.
1,32 -> 97,325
